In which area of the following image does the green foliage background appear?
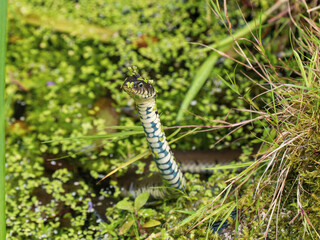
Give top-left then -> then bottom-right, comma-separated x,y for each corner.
4,0 -> 283,238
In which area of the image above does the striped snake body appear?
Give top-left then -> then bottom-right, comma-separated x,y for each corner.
122,74 -> 237,235
123,74 -> 186,199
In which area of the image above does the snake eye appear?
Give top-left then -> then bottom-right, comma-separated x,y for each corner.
138,83 -> 143,88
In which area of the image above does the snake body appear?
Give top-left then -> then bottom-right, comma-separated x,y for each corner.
123,74 -> 186,198
121,74 -> 238,236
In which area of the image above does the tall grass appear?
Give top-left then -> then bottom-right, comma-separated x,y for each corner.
176,4 -> 320,238
175,0 -> 286,121
0,0 -> 8,239
145,2 -> 320,238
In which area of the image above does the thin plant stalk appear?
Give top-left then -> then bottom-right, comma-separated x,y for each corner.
176,0 -> 286,121
0,0 -> 8,239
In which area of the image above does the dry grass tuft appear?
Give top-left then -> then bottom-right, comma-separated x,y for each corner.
197,2 -> 320,238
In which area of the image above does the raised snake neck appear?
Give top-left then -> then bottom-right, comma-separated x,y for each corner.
134,95 -> 186,197
123,75 -> 186,199
121,75 -> 239,235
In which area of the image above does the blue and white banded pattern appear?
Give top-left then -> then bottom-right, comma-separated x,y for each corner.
123,75 -> 186,198
136,97 -> 186,193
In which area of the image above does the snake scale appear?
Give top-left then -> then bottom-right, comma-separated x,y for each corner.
123,74 -> 186,199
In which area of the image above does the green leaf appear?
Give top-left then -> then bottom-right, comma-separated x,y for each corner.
0,0 -> 7,238
176,2 -> 282,121
308,49 -> 317,87
176,53 -> 219,121
116,200 -> 134,212
142,219 -> 161,228
43,130 -> 145,143
293,50 -> 309,87
215,204 -> 236,233
219,73 -> 240,95
206,161 -> 255,170
134,192 -> 149,211
175,210 -> 195,214
97,150 -> 150,184
119,219 -> 135,235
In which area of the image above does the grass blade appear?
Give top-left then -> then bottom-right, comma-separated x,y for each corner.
206,161 -> 255,170
293,50 -> 309,87
176,54 -> 219,121
97,150 -> 151,184
0,0 -> 8,239
43,130 -> 145,143
98,127 -> 198,183
176,1 -> 284,121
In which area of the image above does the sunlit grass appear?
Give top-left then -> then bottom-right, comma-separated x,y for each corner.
176,0 -> 286,121
15,1 -> 320,238
179,3 -> 320,238
159,2 -> 320,238
0,0 -> 8,239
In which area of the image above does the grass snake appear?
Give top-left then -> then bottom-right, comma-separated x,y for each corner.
121,74 -> 238,236
123,74 -> 186,199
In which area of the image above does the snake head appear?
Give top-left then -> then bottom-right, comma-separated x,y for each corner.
123,74 -> 156,99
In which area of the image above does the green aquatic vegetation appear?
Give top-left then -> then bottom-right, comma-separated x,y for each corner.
4,0 -> 302,238
100,160 -> 254,239
111,193 -> 162,237
5,136 -> 97,239
6,0 -> 268,161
